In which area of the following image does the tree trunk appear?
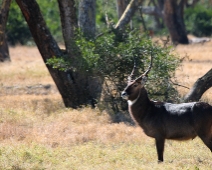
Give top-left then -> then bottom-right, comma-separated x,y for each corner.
115,0 -> 143,30
0,0 -> 11,62
16,0 -> 102,108
163,0 -> 189,45
116,0 -> 127,19
140,0 -> 164,29
78,0 -> 96,39
155,0 -> 164,29
58,0 -> 103,106
184,69 -> 212,102
57,0 -> 78,56
140,6 -> 162,17
157,0 -> 164,9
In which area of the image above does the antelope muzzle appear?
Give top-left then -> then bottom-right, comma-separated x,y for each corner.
121,91 -> 128,100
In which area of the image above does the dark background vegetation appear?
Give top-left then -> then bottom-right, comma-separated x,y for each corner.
6,0 -> 212,46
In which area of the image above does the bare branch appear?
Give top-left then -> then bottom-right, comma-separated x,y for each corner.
184,68 -> 212,102
169,79 -> 190,89
139,6 -> 163,17
115,0 -> 144,30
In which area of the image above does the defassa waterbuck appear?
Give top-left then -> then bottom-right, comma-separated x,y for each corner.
121,56 -> 212,162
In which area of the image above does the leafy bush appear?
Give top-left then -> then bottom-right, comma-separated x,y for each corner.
37,0 -> 62,42
184,5 -> 212,37
47,30 -> 181,113
6,0 -> 116,45
7,1 -> 32,45
7,1 -> 62,45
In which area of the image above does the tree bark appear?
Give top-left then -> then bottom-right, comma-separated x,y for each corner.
139,0 -> 164,30
163,0 -> 189,45
116,0 -> 127,19
58,0 -> 103,108
0,0 -> 11,62
115,0 -> 143,30
78,0 -> 96,39
57,0 -> 78,56
157,0 -> 164,9
140,6 -> 162,17
15,0 -> 101,108
184,69 -> 212,102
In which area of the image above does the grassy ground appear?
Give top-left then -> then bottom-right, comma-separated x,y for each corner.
0,44 -> 212,169
175,40 -> 212,102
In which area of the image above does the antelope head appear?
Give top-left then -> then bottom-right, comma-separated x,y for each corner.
121,55 -> 153,102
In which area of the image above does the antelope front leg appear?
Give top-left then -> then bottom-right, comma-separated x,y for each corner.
155,138 -> 165,162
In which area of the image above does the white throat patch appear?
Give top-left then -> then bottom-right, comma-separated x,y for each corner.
127,89 -> 141,106
128,99 -> 138,106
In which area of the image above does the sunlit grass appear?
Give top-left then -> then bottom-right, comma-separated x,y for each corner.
0,140 -> 211,170
0,46 -> 52,86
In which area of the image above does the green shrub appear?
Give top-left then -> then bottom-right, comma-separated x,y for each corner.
7,1 -> 32,45
7,1 -> 62,45
47,30 -> 181,112
6,0 -> 116,45
184,5 -> 212,37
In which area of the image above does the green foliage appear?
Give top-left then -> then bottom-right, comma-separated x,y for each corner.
79,30 -> 180,102
6,1 -> 212,46
46,56 -> 71,71
37,0 -> 62,42
47,30 -> 181,112
7,1 -> 32,45
96,0 -> 117,31
6,0 -> 115,45
7,0 -> 62,45
184,5 -> 212,36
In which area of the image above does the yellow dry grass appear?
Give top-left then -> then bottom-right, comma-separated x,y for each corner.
0,46 -> 53,86
0,44 -> 212,169
175,41 -> 212,103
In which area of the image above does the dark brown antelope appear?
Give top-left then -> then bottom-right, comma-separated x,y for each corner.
121,55 -> 212,162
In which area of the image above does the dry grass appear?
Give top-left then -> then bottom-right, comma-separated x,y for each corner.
0,46 -> 53,86
175,40 -> 212,103
0,44 -> 212,169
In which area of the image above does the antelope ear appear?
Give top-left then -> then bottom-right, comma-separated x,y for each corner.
141,76 -> 147,85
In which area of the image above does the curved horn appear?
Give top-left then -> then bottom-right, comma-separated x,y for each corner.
128,56 -> 137,83
135,51 -> 153,81
143,51 -> 153,76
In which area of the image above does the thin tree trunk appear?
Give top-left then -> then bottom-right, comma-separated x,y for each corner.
157,0 -> 164,9
0,0 -> 11,62
16,0 -> 102,108
116,0 -> 127,19
77,0 -> 103,106
115,0 -> 143,30
140,6 -> 162,16
57,0 -> 78,56
58,0 -> 103,108
163,0 -> 189,45
78,0 -> 96,39
184,69 -> 212,102
155,0 -> 164,29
